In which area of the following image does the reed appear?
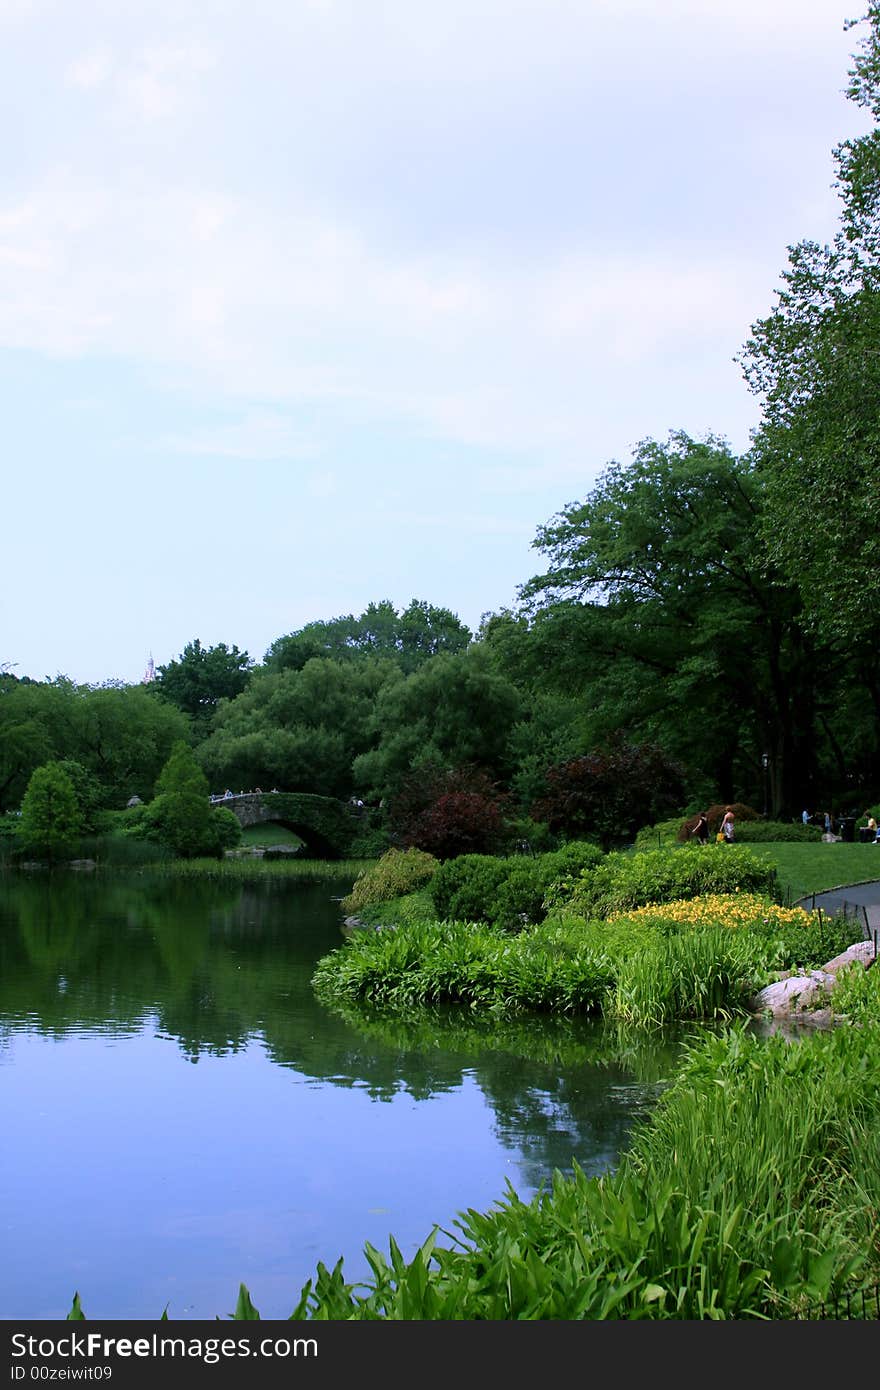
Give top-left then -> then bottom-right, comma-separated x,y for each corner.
145,856 -> 373,883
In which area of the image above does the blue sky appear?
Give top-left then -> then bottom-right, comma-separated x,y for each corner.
1,0 -> 870,684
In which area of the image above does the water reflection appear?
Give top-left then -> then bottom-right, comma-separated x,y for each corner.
0,871 -> 697,1318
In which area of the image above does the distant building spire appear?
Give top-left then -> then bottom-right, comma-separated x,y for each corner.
143,652 -> 156,683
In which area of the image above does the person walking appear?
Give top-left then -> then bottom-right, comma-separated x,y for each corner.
720,807 -> 736,843
691,811 -> 710,845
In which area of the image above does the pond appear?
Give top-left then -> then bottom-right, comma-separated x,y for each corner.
0,871 -> 694,1320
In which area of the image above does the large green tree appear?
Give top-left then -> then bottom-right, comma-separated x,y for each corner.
0,679 -> 190,811
156,640 -> 254,720
264,599 -> 472,675
17,762 -> 83,862
512,433 -> 832,816
741,7 -> 880,646
198,657 -> 401,797
352,647 -> 521,804
143,742 -> 240,858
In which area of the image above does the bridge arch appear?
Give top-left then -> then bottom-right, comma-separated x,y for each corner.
213,792 -> 356,859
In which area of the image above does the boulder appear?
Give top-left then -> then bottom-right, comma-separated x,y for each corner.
820,940 -> 877,975
751,970 -> 835,1018
750,940 -> 876,1019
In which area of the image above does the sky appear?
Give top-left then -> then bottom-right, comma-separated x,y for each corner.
1,0 -> 872,685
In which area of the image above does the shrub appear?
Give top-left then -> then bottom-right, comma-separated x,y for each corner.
532,741 -> 686,851
429,854 -> 510,922
634,818 -> 688,851
547,845 -> 779,920
348,825 -> 392,858
429,842 -> 604,930
341,847 -> 440,914
389,766 -> 511,859
735,820 -> 822,843
16,762 -> 82,861
608,893 -> 862,970
678,803 -> 760,841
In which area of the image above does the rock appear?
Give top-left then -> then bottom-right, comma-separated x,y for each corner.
751,970 -> 835,1018
126,796 -> 143,807
821,940 -> 877,975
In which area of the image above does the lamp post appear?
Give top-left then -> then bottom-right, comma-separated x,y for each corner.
762,753 -> 769,818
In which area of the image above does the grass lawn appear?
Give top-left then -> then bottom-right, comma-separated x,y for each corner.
747,841 -> 880,901
239,823 -> 304,849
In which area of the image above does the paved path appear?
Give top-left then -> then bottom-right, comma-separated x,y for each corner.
798,879 -> 880,942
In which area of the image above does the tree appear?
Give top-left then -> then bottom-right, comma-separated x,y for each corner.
198,658 -> 401,797
532,741 -> 686,851
17,762 -> 83,862
264,600 -> 472,675
156,640 -> 254,719
388,765 -> 510,859
740,7 -> 880,646
352,647 -> 522,804
144,742 -> 240,858
515,433 -> 829,816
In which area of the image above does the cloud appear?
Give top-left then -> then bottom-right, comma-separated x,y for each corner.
0,0 -> 864,462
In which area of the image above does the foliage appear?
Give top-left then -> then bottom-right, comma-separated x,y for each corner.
198,658 -> 398,799
387,764 -> 511,860
514,432 -> 827,819
355,888 -> 439,931
545,846 -> 779,920
634,818 -> 688,851
429,841 -> 603,930
352,647 -> 521,804
734,821 -> 823,843
532,740 -> 686,851
149,857 -> 373,882
610,929 -> 763,1026
16,762 -> 83,861
264,599 -> 472,675
347,824 -> 392,858
312,916 -> 618,1016
677,803 -> 761,840
609,894 -> 862,972
156,639 -> 254,720
141,742 -> 242,859
53,760 -> 104,835
739,7 -> 880,648
341,847 -> 440,914
0,677 -> 191,812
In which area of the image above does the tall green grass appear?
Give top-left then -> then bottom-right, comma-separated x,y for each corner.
312,914 -> 776,1022
147,857 -> 373,882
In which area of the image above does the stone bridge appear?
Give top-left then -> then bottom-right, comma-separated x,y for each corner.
211,791 -> 358,859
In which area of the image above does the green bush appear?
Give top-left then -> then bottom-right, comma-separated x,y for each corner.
341,847 -> 440,914
357,888 -> 439,931
547,845 -> 779,920
736,821 -> 822,843
634,818 -> 688,851
430,842 -> 603,929
429,854 -> 511,922
348,825 -> 392,858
